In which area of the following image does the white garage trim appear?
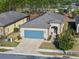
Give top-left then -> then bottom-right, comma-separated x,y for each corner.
77,24 -> 79,33
20,28 -> 49,40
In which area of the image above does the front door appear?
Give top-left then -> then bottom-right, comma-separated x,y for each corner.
51,26 -> 58,35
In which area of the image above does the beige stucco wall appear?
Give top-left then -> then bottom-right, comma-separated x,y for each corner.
4,18 -> 27,35
60,23 -> 64,33
4,24 -> 15,35
0,27 -> 4,35
15,18 -> 27,28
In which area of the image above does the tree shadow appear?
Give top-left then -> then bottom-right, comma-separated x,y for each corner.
52,35 -> 67,55
53,35 -> 60,49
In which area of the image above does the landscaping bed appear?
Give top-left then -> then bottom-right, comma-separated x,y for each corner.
8,32 -> 21,41
0,41 -> 19,47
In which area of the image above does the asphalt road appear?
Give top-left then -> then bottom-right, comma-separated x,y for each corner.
0,54 -> 77,59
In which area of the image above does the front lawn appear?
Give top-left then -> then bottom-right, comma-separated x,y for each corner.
39,40 -> 79,57
0,49 -> 10,52
39,42 -> 57,50
39,40 -> 79,51
0,41 -> 19,47
71,38 -> 79,51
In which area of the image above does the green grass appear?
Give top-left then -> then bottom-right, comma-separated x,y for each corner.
39,42 -> 79,57
39,42 -> 57,50
0,49 -> 10,52
40,39 -> 79,51
47,35 -> 52,41
0,41 -> 19,47
70,38 -> 79,51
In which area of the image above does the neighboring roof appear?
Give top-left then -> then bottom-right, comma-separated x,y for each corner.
0,11 -> 29,26
75,15 -> 79,24
21,12 -> 64,29
71,3 -> 79,9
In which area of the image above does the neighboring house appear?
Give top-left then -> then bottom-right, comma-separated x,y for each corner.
75,15 -> 79,33
0,11 -> 30,36
70,3 -> 79,12
20,12 -> 65,40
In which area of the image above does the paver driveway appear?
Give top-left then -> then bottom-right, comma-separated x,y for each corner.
10,39 -> 43,54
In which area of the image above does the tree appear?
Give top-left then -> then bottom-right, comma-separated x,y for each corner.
8,0 -> 26,11
74,9 -> 79,15
26,0 -> 74,12
0,0 -> 79,13
56,28 -> 75,54
0,0 -> 26,13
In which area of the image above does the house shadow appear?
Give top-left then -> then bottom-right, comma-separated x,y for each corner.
68,21 -> 76,31
53,35 -> 60,50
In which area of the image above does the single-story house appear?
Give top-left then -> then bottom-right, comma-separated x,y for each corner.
0,11 -> 30,36
20,12 -> 65,40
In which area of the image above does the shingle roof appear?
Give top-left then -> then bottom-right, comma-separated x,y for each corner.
71,3 -> 79,9
0,11 -> 29,26
21,12 -> 64,29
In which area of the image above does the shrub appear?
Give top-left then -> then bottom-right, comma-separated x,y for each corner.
14,28 -> 19,32
0,35 -> 7,40
17,36 -> 22,40
47,35 -> 52,41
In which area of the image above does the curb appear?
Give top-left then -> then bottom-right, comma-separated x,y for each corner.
37,49 -> 63,53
